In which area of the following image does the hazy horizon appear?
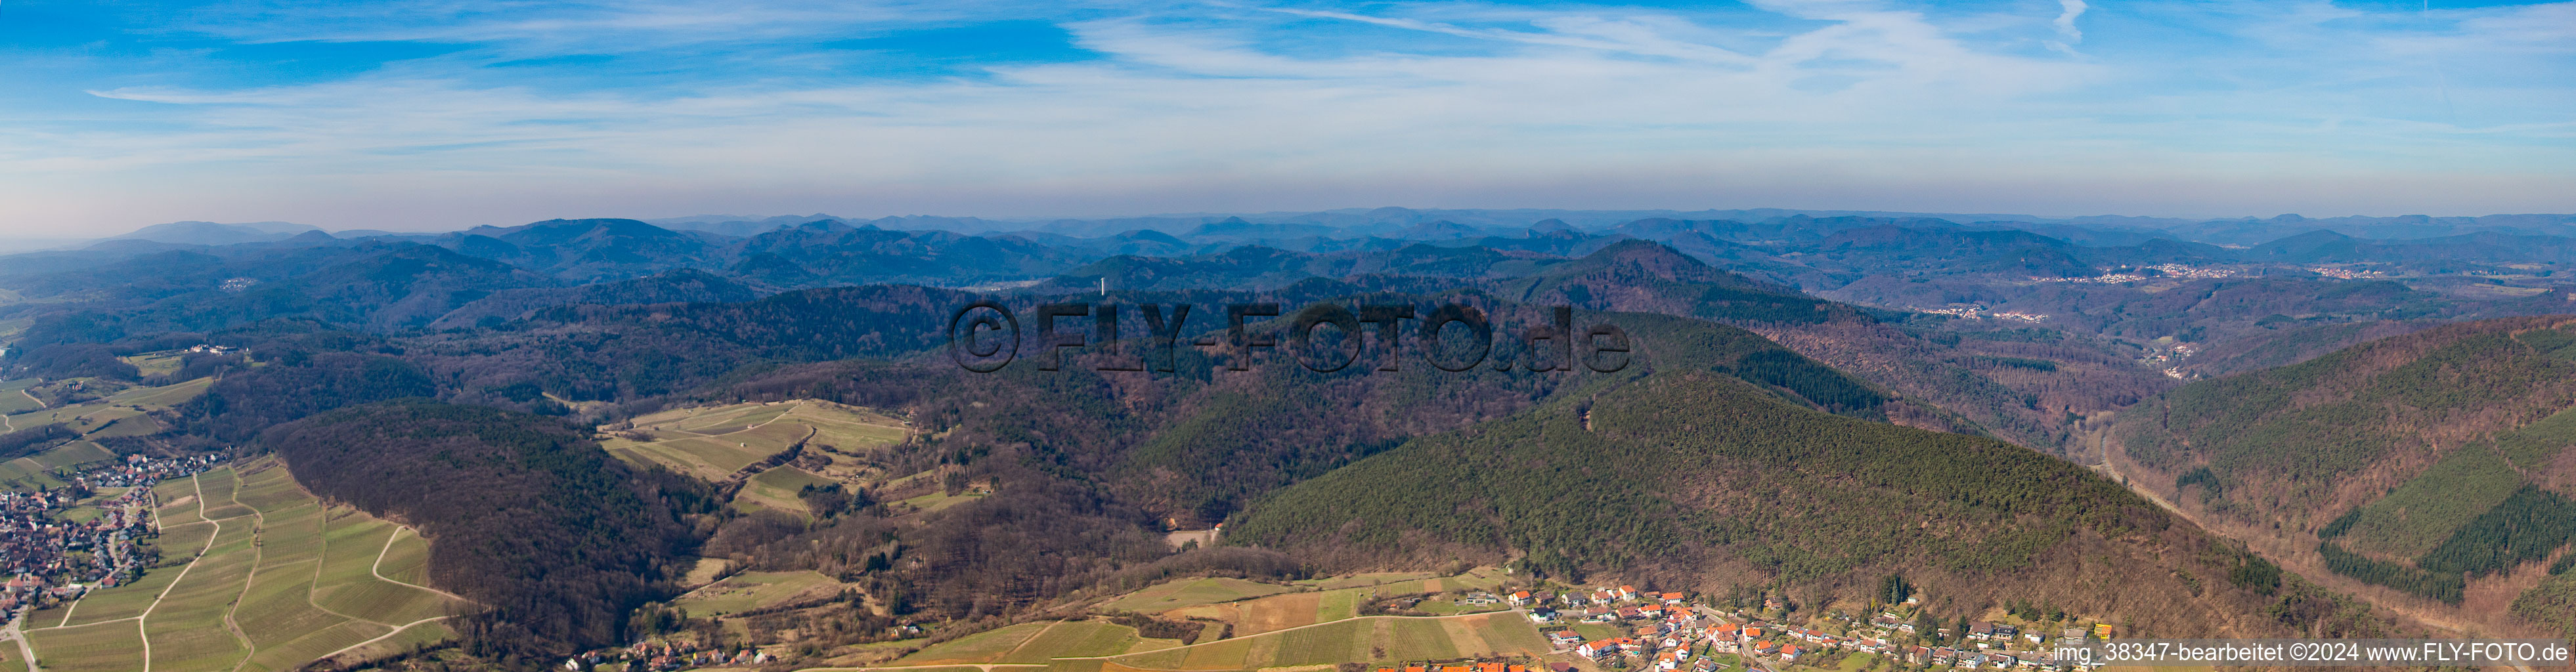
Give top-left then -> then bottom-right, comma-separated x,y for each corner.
19,205 -> 2576,245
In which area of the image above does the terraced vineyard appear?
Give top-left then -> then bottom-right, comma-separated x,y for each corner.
17,459 -> 469,672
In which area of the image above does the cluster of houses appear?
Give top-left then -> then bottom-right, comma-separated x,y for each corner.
1516,584 -> 2107,672
567,640 -> 775,671
0,453 -> 217,621
1914,305 -> 2049,323
1374,661 -> 1543,672
2034,263 -> 2240,285
1522,585 -> 1729,671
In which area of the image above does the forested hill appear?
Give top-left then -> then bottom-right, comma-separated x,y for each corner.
2107,314 -> 2576,635
1225,362 -> 2380,641
261,402 -> 715,660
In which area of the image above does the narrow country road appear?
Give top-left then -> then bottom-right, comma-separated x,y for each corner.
373,527 -> 468,602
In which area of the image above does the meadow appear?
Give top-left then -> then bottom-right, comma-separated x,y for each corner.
601,400 -> 910,482
673,570 -> 849,616
1094,578 -> 1290,614
1150,568 -> 1511,637
1098,612 -> 1546,671
875,569 -> 1548,672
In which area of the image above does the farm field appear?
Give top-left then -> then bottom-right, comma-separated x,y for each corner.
0,378 -> 41,414
812,638 -> 933,668
3,376 -> 211,434
673,570 -> 849,616
737,466 -> 838,517
601,400 -> 910,482
0,638 -> 26,672
117,351 -> 186,377
894,621 -> 1058,665
0,376 -> 213,472
20,460 -> 470,672
1294,572 -> 1438,590
1143,568 -> 1512,638
1096,578 -> 1292,614
999,621 -> 1150,664
890,489 -> 986,517
1100,612 -> 1547,671
0,441 -> 116,491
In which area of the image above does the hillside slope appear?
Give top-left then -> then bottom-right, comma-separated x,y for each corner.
1229,356 -> 2384,640
2105,315 -> 2576,635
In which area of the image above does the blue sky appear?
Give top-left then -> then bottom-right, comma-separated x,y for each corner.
1,0 -> 2570,235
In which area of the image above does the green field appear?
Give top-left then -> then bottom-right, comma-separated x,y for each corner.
1000,621 -> 1149,664
3,377 -> 211,439
1105,570 -> 1518,642
1317,589 -> 1362,621
0,375 -> 212,492
2343,446 -> 2523,557
1096,578 -> 1292,613
32,441 -> 114,469
896,621 -> 1059,665
118,351 -> 186,377
893,489 -> 988,516
25,621 -> 146,672
1295,572 -> 1439,589
1102,613 -> 1548,671
376,526 -> 434,587
0,378 -> 42,415
1569,623 -> 1620,640
0,441 -> 120,492
672,570 -> 846,616
735,466 -> 838,517
24,461 -> 469,672
602,400 -> 909,481
0,635 -> 28,672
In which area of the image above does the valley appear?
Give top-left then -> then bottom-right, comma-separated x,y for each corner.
0,209 -> 2571,670
2097,317 -> 2576,640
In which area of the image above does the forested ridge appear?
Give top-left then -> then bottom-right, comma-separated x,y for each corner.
1225,365 -> 2380,640
2116,316 -> 2576,518
263,402 -> 714,661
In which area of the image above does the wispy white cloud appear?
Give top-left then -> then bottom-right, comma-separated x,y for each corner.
2046,0 -> 2086,54
1,0 -> 2570,234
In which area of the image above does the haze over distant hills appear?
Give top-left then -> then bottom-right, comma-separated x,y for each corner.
58,207 -> 2576,252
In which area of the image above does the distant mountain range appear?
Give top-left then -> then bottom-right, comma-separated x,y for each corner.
66,208 -> 2576,251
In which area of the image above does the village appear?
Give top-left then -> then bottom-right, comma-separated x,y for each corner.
1410,583 -> 2113,672
2028,263 -> 2239,285
1915,305 -> 2049,323
0,453 -> 220,622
